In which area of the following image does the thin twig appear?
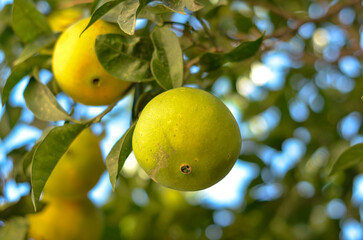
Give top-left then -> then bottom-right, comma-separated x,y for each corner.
163,21 -> 195,31
185,56 -> 201,70
195,14 -> 218,50
82,84 -> 134,125
233,0 -> 361,42
243,0 -> 295,20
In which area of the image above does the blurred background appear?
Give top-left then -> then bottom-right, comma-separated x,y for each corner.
0,0 -> 362,239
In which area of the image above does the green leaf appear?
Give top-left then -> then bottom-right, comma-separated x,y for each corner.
0,196 -> 43,220
22,142 -> 40,176
162,0 -> 186,14
0,104 -> 22,140
1,55 -> 50,105
14,33 -> 60,65
91,0 -> 103,13
24,77 -> 72,122
138,6 -> 163,25
200,34 -> 264,71
143,2 -> 179,14
185,0 -> 204,11
329,143 -> 363,176
106,122 -> 136,191
117,0 -> 140,35
11,0 -> 52,43
0,217 -> 28,240
31,124 -> 86,210
82,0 -> 123,35
234,12 -> 254,33
150,26 -> 183,90
95,33 -> 153,82
7,146 -> 28,182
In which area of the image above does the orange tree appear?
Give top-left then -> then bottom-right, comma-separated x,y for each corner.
0,0 -> 362,239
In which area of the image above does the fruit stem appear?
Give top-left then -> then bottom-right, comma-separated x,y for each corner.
82,84 -> 134,125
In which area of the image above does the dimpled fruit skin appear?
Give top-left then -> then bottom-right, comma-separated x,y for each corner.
42,129 -> 105,200
52,18 -> 131,106
27,198 -> 103,240
132,87 -> 242,191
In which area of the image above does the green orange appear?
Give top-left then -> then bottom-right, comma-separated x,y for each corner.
132,87 -> 242,191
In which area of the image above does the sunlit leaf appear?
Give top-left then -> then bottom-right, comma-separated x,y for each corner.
14,33 -> 60,65
82,0 -> 123,35
0,217 -> 28,240
118,0 -> 140,35
138,6 -> 163,25
1,55 -> 50,105
31,124 -> 86,210
330,143 -> 363,175
106,122 -> 136,191
200,34 -> 264,71
143,2 -> 179,14
11,0 -> 52,43
151,26 -> 183,90
24,77 -> 72,122
96,33 -> 153,82
185,0 -> 204,11
162,0 -> 185,14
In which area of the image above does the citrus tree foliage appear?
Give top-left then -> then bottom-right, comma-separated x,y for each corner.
0,0 -> 362,239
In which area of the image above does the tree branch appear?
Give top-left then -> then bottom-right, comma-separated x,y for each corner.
82,84 -> 134,125
195,14 -> 219,50
233,0 -> 361,41
243,0 -> 295,20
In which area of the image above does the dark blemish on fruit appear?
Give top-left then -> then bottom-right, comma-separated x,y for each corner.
180,164 -> 192,174
92,78 -> 101,87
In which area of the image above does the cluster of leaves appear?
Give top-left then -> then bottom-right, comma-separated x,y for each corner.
0,0 -> 362,239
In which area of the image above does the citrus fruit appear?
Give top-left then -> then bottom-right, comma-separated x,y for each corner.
52,18 -> 131,106
42,128 -> 105,200
27,198 -> 103,240
48,7 -> 83,32
132,87 -> 242,191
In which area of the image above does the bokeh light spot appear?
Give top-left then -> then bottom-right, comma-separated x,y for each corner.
326,199 -> 346,219
205,224 -> 223,240
338,7 -> 355,25
132,188 -> 149,207
213,210 -> 235,227
297,181 -> 315,199
341,219 -> 363,240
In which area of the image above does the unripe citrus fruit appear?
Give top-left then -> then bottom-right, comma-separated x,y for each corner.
52,18 -> 131,106
43,128 -> 105,200
27,198 -> 103,240
132,87 -> 242,191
